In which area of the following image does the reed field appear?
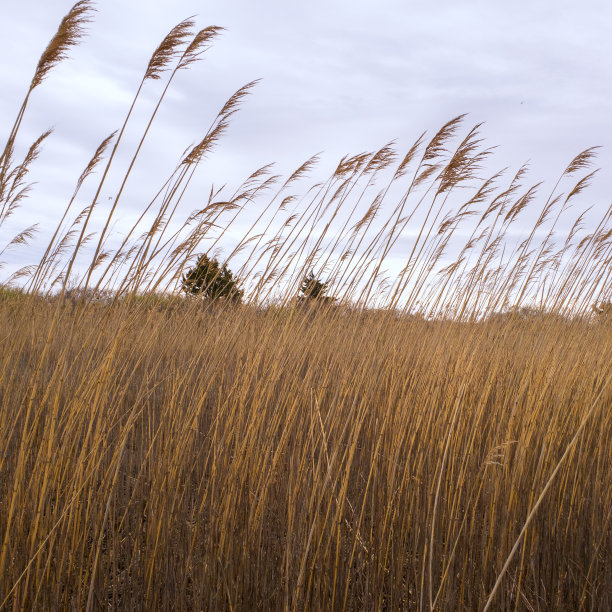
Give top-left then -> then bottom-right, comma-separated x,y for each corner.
0,2 -> 610,610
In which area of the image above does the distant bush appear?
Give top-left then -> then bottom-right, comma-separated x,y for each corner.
298,272 -> 335,305
182,254 -> 243,303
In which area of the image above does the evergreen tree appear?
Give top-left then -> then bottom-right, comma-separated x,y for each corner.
182,254 -> 243,303
298,271 -> 334,304
300,271 -> 327,299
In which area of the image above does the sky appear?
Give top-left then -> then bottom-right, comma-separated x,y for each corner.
1,0 -> 611,290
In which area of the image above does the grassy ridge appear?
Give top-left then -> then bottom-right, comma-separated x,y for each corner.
0,2 -> 611,610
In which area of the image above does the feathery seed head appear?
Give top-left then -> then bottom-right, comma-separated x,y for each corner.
179,26 -> 224,70
422,114 -> 466,163
145,18 -> 195,80
564,147 -> 600,176
31,1 -> 94,90
395,132 -> 426,179
76,131 -> 116,191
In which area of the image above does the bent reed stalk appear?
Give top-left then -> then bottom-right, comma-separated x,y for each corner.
0,3 -> 610,610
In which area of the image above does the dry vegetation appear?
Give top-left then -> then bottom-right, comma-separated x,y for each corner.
0,2 -> 610,610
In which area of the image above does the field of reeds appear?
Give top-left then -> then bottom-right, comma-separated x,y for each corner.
1,3 -> 610,610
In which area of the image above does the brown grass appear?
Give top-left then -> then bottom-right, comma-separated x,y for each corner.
0,3 -> 610,610
0,301 -> 610,610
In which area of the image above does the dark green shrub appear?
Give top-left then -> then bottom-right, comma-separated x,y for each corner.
298,272 -> 335,305
182,254 -> 243,303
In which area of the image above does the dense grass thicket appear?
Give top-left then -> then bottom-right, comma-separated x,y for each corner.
0,299 -> 610,610
0,3 -> 610,610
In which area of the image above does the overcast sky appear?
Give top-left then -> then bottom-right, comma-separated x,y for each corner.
1,0 -> 611,285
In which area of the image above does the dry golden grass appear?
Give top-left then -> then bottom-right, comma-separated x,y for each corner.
0,3 -> 611,610
0,300 -> 610,610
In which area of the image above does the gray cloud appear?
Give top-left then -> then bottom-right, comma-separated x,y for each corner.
1,0 -> 610,279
